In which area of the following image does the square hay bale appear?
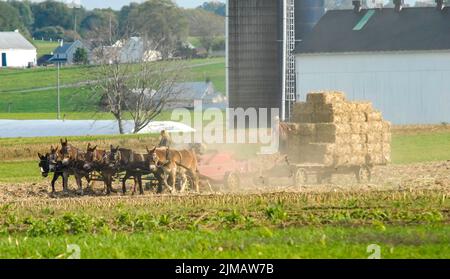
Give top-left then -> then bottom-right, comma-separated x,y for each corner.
335,136 -> 351,145
291,143 -> 335,165
350,112 -> 367,122
312,112 -> 348,123
353,102 -> 373,113
367,143 -> 383,154
293,102 -> 314,114
359,122 -> 369,133
288,134 -> 315,145
292,112 -> 312,123
350,122 -> 368,134
306,92 -> 346,105
315,124 -> 338,136
313,102 -> 353,115
351,134 -> 366,144
382,132 -> 392,143
335,144 -> 352,155
366,133 -> 383,144
292,102 -> 314,123
296,123 -> 316,136
367,154 -> 388,165
347,155 -> 367,166
350,143 -> 366,153
367,111 -> 382,122
368,122 -> 383,131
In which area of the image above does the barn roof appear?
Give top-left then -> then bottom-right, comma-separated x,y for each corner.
295,7 -> 450,54
52,40 -> 82,55
0,32 -> 35,50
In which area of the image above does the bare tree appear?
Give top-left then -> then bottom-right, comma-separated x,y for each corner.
126,58 -> 183,133
91,39 -> 184,134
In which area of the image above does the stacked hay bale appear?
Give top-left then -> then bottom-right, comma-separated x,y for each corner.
287,91 -> 391,166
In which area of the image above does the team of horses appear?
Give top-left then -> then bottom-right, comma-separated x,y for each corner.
38,139 -> 200,195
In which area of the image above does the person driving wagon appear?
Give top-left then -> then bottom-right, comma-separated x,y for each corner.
158,130 -> 172,163
158,130 -> 172,148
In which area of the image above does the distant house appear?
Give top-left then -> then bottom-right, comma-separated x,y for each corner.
92,37 -> 162,64
0,31 -> 36,68
118,37 -> 162,63
125,81 -> 227,110
163,81 -> 227,109
49,40 -> 86,65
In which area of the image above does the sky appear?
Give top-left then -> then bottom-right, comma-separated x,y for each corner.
26,0 -> 420,10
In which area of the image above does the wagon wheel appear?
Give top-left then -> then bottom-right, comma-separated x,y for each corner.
356,166 -> 372,183
224,172 -> 240,192
293,168 -> 307,188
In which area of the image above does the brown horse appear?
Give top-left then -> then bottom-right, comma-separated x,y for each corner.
172,149 -> 200,193
117,148 -> 152,195
146,147 -> 178,193
146,146 -> 199,193
84,144 -> 120,195
59,138 -> 91,195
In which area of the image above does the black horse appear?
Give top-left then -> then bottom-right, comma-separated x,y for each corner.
38,148 -> 64,193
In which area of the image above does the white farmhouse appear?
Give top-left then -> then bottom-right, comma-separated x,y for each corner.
0,31 -> 37,68
295,4 -> 450,125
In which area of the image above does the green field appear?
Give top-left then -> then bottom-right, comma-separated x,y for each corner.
0,57 -> 225,115
0,87 -> 97,113
0,57 -> 224,92
0,190 -> 448,259
392,132 -> 450,164
0,225 -> 448,259
0,65 -> 95,92
33,40 -> 59,59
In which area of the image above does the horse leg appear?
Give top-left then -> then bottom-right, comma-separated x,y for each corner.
76,174 -> 83,195
170,168 -> 177,194
85,174 -> 92,190
108,172 -> 117,193
179,170 -> 187,193
132,175 -> 138,195
104,175 -> 111,195
62,172 -> 70,193
160,170 -> 172,193
193,171 -> 200,193
156,170 -> 164,194
122,172 -> 130,194
138,175 -> 144,195
185,170 -> 200,193
51,173 -> 59,193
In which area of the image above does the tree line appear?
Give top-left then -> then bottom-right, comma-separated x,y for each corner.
0,0 -> 225,52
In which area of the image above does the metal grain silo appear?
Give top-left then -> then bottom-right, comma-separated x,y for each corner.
227,0 -> 283,118
295,0 -> 325,40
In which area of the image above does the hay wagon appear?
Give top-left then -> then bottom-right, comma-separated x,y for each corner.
235,154 -> 373,189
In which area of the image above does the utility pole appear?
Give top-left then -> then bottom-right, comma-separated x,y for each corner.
57,62 -> 61,120
109,14 -> 112,44
74,14 -> 77,33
